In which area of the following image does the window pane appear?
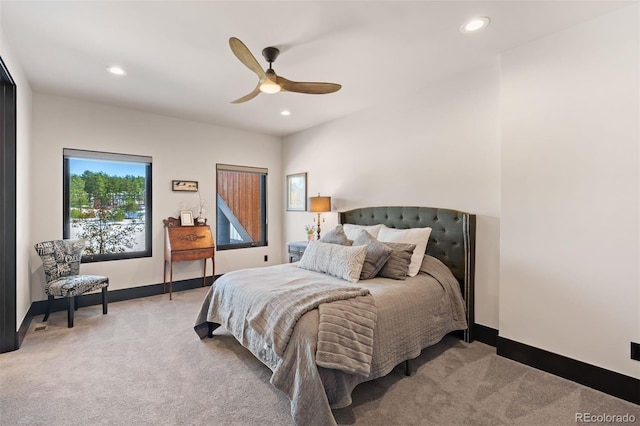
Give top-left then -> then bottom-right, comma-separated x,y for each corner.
63,149 -> 152,262
216,164 -> 267,249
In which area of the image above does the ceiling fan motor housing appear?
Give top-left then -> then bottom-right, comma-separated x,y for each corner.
262,47 -> 280,64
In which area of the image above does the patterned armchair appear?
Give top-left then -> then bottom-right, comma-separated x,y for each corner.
34,239 -> 109,328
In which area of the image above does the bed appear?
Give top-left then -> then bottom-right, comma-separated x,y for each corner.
195,206 -> 476,425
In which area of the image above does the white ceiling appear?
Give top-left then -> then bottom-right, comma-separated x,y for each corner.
1,1 -> 633,136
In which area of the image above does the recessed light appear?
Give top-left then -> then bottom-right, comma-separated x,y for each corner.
460,17 -> 490,33
280,110 -> 291,116
107,66 -> 127,76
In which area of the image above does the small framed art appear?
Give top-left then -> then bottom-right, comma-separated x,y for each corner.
180,210 -> 194,226
172,180 -> 198,192
286,173 -> 307,211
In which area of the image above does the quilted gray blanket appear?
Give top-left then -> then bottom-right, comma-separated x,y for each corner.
316,295 -> 377,376
195,256 -> 467,426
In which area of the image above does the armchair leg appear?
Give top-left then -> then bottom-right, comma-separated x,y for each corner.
43,295 -> 54,322
102,287 -> 108,315
67,296 -> 75,328
74,295 -> 79,310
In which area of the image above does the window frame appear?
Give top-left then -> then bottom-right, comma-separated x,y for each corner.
63,148 -> 153,263
215,163 -> 268,251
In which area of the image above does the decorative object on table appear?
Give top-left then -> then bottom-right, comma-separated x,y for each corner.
172,180 -> 198,192
286,172 -> 307,211
305,224 -> 316,241
228,37 -> 341,104
196,191 -> 207,225
33,239 -> 109,328
163,217 -> 180,227
180,210 -> 194,226
308,193 -> 331,240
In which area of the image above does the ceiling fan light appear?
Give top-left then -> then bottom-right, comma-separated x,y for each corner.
259,81 -> 281,94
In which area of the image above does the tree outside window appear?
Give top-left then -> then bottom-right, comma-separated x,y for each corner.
63,149 -> 152,262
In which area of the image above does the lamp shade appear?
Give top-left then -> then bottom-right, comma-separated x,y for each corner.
309,196 -> 331,213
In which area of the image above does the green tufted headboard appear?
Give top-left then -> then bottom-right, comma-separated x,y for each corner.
339,206 -> 476,342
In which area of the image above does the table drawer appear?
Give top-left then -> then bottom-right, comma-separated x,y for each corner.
172,248 -> 214,262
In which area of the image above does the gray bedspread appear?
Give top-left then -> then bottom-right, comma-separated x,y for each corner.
194,255 -> 467,426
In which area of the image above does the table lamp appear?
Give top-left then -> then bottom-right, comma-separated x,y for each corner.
309,194 -> 331,240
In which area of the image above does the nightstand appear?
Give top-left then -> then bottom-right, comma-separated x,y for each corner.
288,241 -> 309,263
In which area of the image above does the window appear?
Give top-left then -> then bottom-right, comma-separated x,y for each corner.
63,149 -> 152,262
216,164 -> 267,250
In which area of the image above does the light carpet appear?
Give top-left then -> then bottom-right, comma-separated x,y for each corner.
1,287 -> 638,425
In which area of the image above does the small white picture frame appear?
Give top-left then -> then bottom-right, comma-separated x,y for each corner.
180,210 -> 194,226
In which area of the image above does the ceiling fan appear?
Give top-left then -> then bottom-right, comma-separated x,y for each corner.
229,37 -> 342,104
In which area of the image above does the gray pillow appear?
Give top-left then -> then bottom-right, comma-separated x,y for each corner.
352,230 -> 393,280
377,242 -> 416,280
320,225 -> 352,246
298,241 -> 367,283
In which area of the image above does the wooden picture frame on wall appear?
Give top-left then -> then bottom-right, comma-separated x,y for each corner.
172,180 -> 198,192
286,173 -> 307,211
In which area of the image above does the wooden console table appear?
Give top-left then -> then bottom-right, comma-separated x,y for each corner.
163,217 -> 215,300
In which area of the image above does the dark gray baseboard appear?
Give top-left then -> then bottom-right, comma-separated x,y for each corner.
473,323 -> 498,347
469,324 -> 638,405
17,316 -> 30,348
17,275 -> 218,349
497,336 -> 639,405
25,275 -> 219,319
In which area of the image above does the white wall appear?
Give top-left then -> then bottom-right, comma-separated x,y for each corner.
500,5 -> 639,378
0,18 -> 34,330
283,5 -> 639,378
283,61 -> 502,329
30,93 -> 282,300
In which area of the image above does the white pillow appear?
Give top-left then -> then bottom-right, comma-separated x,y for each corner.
298,241 -> 367,283
377,226 -> 432,277
342,223 -> 383,241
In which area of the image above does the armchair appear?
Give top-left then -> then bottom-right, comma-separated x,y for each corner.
34,239 -> 109,328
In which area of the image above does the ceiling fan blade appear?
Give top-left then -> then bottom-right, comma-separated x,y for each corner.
229,37 -> 266,80
231,84 -> 261,104
277,76 -> 341,94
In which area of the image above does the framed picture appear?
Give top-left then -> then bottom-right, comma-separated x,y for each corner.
180,210 -> 194,226
286,172 -> 307,211
172,180 -> 198,192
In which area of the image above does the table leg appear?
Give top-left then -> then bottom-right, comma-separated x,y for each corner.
202,258 -> 207,287
163,260 -> 167,294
